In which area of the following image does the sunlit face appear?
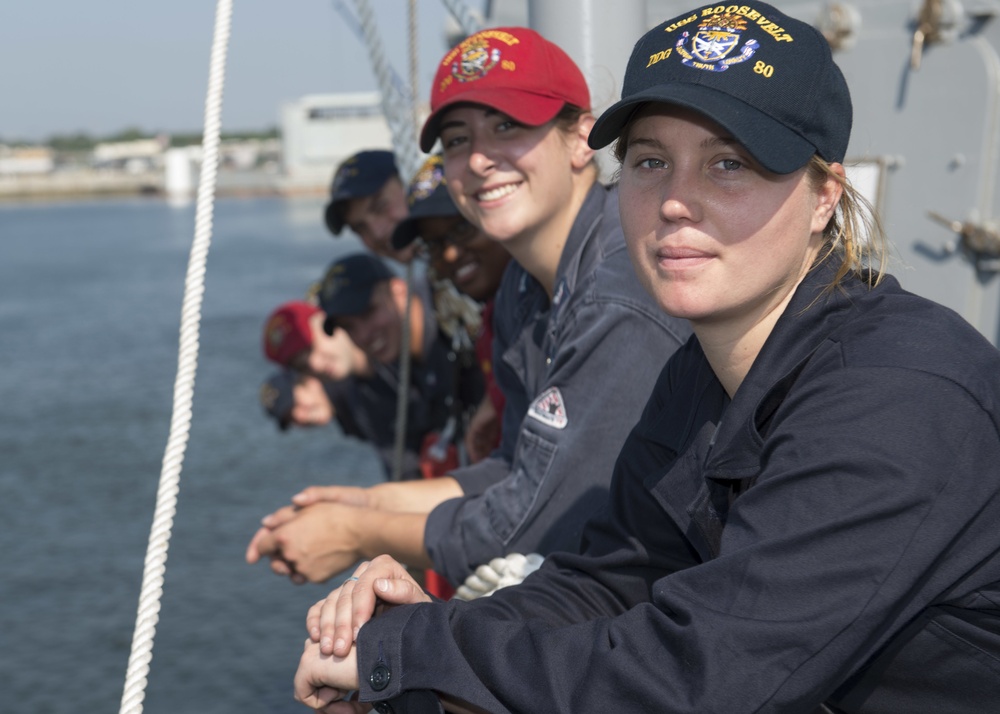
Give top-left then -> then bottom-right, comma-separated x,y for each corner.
343,176 -> 415,263
438,105 -> 580,248
417,215 -> 510,302
617,105 -> 838,333
335,281 -> 403,365
289,373 -> 333,427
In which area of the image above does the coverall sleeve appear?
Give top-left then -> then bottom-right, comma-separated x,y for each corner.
356,368 -> 1000,713
423,293 -> 685,585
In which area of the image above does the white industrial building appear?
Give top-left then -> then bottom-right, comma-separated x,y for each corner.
280,91 -> 393,191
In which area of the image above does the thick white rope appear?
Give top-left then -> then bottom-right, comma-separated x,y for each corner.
454,553 -> 545,600
118,2 -> 232,711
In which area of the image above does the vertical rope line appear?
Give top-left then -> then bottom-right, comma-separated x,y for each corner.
118,1 -> 232,711
393,258 -> 415,482
409,0 -> 420,132
352,0 -> 421,481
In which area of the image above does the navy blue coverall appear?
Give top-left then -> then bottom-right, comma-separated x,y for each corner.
356,260 -> 1000,713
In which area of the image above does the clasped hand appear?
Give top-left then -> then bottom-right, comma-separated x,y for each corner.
245,486 -> 374,584
293,555 -> 431,709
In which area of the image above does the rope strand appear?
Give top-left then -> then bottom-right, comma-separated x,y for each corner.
353,0 -> 422,181
441,0 -> 482,36
118,1 -> 232,711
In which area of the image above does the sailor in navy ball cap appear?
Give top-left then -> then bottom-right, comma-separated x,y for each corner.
317,252 -> 395,336
259,370 -> 296,431
588,1 -> 852,174
323,149 -> 415,264
389,154 -> 462,252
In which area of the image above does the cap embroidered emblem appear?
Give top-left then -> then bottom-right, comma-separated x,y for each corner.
408,155 -> 445,205
677,13 -> 758,72
528,387 -> 568,429
330,160 -> 360,193
322,264 -> 350,302
259,382 -> 279,410
265,317 -> 289,350
453,38 -> 501,83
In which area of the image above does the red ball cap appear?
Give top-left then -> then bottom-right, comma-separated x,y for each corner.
262,301 -> 320,366
420,26 -> 590,152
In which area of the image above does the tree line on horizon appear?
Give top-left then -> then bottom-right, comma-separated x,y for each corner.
2,126 -> 281,152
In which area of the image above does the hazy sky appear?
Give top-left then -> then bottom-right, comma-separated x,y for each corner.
2,0 -> 481,142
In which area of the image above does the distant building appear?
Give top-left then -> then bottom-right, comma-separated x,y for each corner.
0,145 -> 55,175
92,137 -> 169,173
280,91 -> 393,189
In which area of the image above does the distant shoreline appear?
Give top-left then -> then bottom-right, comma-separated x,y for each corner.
0,167 -> 327,203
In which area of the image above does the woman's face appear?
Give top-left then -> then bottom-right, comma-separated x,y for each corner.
417,215 -> 510,302
618,105 -> 839,332
437,105 -> 582,247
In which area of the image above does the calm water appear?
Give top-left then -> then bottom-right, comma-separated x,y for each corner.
0,196 -> 385,712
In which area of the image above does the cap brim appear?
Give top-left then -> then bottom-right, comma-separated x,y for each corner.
589,84 -> 816,175
420,89 -> 566,152
320,289 -> 374,334
392,218 -> 419,250
324,201 -> 345,235
323,315 -> 337,336
392,218 -> 421,250
391,188 -> 461,249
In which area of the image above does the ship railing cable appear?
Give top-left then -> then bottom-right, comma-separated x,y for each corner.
353,0 -> 422,182
409,0 -> 421,132
442,0 -> 482,36
331,0 -> 413,102
117,2 -> 232,712
350,0 -> 479,482
352,0 -> 421,481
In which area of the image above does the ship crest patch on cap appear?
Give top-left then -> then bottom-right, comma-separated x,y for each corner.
321,264 -> 350,302
265,315 -> 291,351
453,36 -> 502,83
259,382 -> 280,410
677,12 -> 759,72
647,6 -> 797,75
408,155 -> 445,205
330,159 -> 359,193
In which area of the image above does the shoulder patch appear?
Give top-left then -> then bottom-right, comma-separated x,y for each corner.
528,387 -> 568,429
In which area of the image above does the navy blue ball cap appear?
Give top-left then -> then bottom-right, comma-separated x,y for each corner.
324,150 -> 399,235
589,2 -> 852,174
391,154 -> 461,250
260,370 -> 295,431
318,252 -> 395,334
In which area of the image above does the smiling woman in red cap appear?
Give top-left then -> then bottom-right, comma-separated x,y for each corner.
252,27 -> 688,597
293,3 -> 1000,713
